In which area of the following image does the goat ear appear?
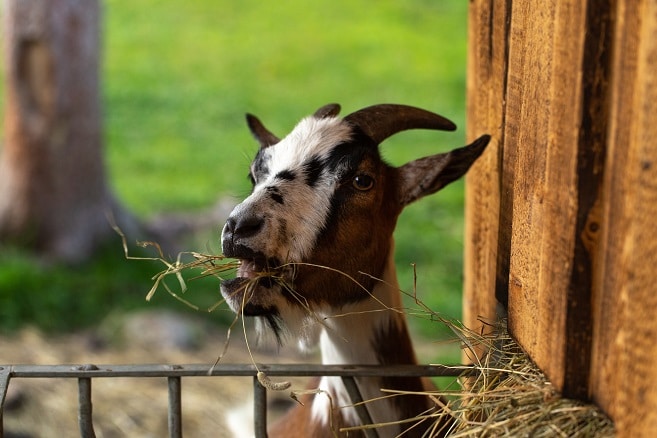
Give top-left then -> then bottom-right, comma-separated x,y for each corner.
246,113 -> 280,149
313,103 -> 341,118
398,134 -> 491,206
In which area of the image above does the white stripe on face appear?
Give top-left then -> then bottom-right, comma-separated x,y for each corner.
232,116 -> 354,263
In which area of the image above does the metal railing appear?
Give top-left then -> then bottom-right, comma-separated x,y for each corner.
0,363 -> 465,438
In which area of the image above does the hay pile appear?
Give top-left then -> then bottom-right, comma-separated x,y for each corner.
434,319 -> 615,437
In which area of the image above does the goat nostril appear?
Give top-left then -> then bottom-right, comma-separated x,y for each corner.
226,215 -> 263,239
225,217 -> 237,234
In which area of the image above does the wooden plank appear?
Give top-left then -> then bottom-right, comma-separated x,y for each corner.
504,1 -> 587,393
466,0 -> 657,426
589,0 -> 657,435
463,0 -> 511,342
560,0 -> 613,399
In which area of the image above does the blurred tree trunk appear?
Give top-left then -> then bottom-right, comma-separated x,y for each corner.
0,0 -> 135,262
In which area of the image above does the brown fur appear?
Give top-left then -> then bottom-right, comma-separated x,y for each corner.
267,316 -> 454,437
293,158 -> 402,307
269,380 -> 361,438
222,104 -> 491,437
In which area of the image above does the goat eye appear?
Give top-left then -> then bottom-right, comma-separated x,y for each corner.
352,174 -> 374,191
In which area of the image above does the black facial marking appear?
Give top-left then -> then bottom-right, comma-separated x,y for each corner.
275,169 -> 296,181
251,148 -> 270,181
266,186 -> 284,205
315,139 -> 382,267
323,137 -> 373,174
303,156 -> 324,187
270,193 -> 284,205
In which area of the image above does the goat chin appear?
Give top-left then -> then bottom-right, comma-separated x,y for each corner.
252,304 -> 323,352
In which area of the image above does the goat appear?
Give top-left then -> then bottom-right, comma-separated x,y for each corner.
220,103 -> 490,437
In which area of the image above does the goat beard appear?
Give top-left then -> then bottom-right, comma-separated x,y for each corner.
220,277 -> 294,346
221,275 -> 328,349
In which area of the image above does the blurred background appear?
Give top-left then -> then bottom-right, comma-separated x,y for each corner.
0,1 -> 469,434
0,0 -> 469,341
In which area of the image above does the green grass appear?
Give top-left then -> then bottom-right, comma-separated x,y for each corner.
0,0 -> 469,338
0,242 -> 237,333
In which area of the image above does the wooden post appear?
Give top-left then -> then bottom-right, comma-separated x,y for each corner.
465,0 -> 657,434
464,0 -> 512,345
589,0 -> 657,434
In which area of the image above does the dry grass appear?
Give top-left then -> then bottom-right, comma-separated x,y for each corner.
430,319 -> 615,437
113,225 -> 615,437
335,317 -> 615,437
112,220 -> 240,310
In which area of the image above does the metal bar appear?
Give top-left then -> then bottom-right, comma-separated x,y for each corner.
341,376 -> 378,438
1,366 -> 11,438
78,377 -> 96,438
1,362 -> 470,437
168,375 -> 183,438
5,363 -> 470,379
253,376 -> 267,438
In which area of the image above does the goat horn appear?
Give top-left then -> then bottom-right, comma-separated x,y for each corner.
313,103 -> 341,119
344,104 -> 457,144
246,113 -> 280,148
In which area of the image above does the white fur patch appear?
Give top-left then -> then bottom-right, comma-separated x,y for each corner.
309,251 -> 405,437
244,116 -> 353,262
269,118 -> 352,255
226,397 -> 254,438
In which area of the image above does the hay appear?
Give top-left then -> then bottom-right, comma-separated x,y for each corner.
113,223 -> 299,385
432,319 -> 615,438
112,220 -> 241,311
112,224 -> 614,437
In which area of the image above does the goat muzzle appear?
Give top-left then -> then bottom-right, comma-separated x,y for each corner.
219,242 -> 286,315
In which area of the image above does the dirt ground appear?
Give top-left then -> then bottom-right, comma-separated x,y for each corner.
1,307 -> 458,438
0,310 -> 311,438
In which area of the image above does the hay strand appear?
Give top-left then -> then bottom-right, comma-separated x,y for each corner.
433,319 -> 615,437
112,220 -> 613,437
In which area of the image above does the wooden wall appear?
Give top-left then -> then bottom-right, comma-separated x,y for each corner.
464,0 -> 657,436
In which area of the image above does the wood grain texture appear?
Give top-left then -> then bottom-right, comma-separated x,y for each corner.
466,0 -> 657,434
505,0 -> 614,399
463,0 -> 511,346
589,0 -> 657,435
501,1 -> 593,394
